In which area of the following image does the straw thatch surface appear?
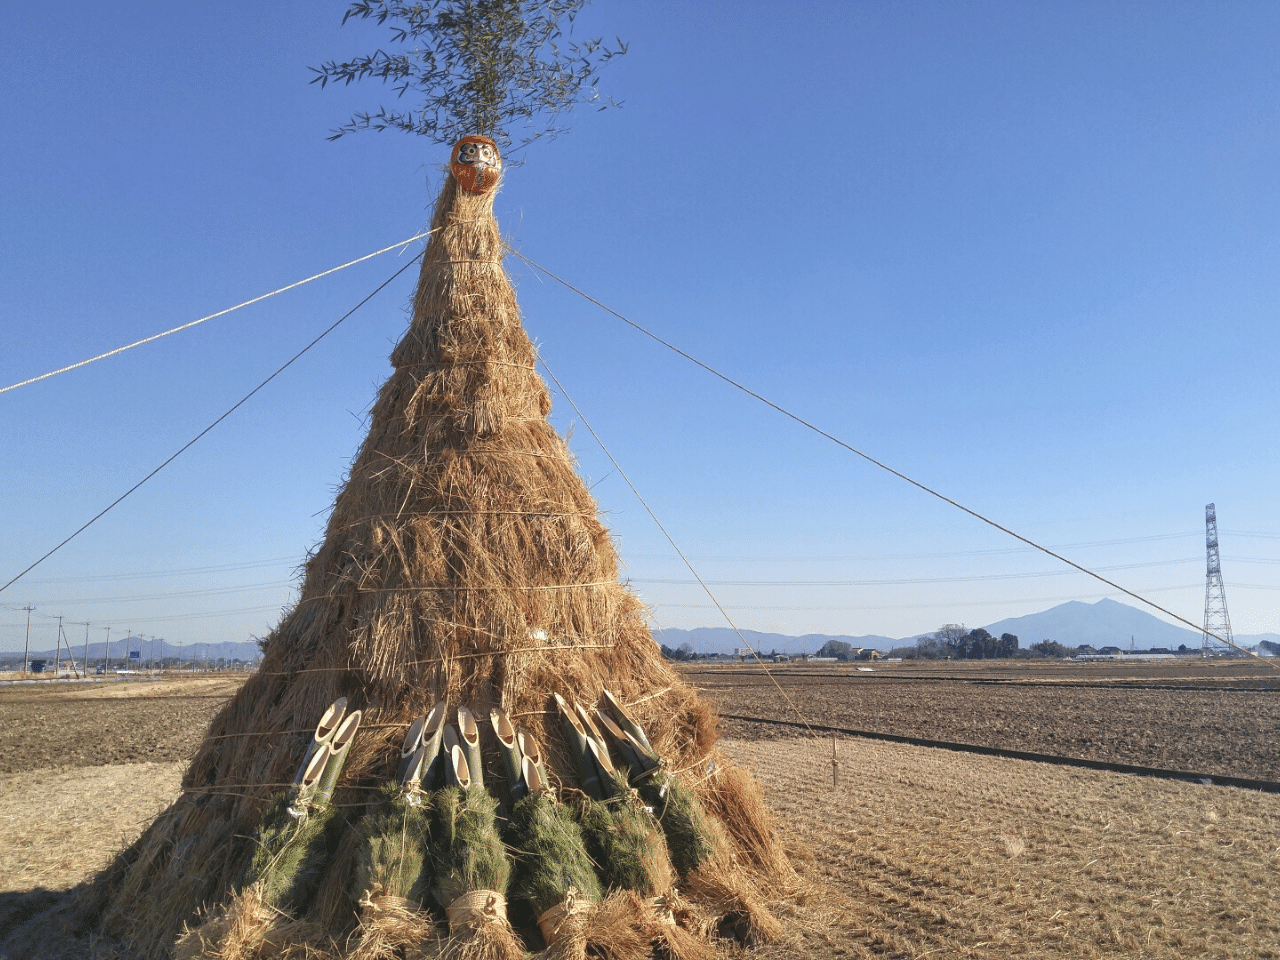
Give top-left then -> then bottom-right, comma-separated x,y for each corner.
61,167 -> 788,959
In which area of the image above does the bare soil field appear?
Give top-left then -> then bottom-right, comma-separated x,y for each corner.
0,676 -> 244,775
687,658 -> 1280,781
745,733 -> 1280,960
2,666 -> 1279,959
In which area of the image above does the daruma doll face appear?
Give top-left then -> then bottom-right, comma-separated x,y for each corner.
452,136 -> 502,194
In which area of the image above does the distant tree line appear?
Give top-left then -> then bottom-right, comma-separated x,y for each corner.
888,625 -> 1020,660
813,639 -> 878,661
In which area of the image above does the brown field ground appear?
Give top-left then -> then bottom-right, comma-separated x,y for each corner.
691,657 -> 1280,782
1,661 -> 1278,959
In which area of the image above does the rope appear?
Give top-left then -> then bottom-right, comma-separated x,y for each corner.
1,231 -> 431,396
511,248 -> 1276,671
254,644 -> 618,678
537,889 -> 592,944
0,252 -> 425,598
358,891 -> 422,918
538,359 -> 823,738
446,889 -> 508,928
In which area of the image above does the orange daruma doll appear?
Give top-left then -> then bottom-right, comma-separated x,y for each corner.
452,135 -> 502,194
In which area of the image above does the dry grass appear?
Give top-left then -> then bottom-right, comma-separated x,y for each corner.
2,667 -> 1279,959
734,733 -> 1280,960
4,732 -> 1277,958
0,761 -> 184,893
73,173 -> 777,959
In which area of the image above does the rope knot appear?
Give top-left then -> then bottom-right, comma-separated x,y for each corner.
651,893 -> 677,925
537,887 -> 593,945
446,889 -> 508,930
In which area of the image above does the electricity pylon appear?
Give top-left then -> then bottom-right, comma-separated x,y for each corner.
1202,503 -> 1234,655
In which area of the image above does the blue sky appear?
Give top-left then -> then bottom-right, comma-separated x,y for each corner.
2,0 -> 1277,653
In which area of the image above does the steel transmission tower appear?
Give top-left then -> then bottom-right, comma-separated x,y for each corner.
1202,503 -> 1233,655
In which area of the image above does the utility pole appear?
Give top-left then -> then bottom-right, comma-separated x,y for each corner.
59,621 -> 82,679
81,622 -> 90,678
54,616 -> 63,675
22,606 -> 35,675
103,626 -> 111,673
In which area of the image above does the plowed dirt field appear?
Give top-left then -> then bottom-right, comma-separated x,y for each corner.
689,657 -> 1280,781
2,662 -> 1278,959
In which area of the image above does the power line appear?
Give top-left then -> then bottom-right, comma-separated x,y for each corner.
14,556 -> 299,586
511,247 -> 1274,667
0,252 -> 425,598
0,232 -> 430,396
632,558 -> 1201,587
539,358 -> 822,738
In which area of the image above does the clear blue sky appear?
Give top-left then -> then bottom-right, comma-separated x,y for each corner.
2,1 -> 1277,653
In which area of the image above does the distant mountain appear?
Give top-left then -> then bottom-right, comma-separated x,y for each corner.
654,601 -> 1279,658
652,627 -> 896,657
984,598 -> 1205,650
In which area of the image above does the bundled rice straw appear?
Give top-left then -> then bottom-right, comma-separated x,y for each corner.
603,696 -> 780,947
429,785 -> 522,960
61,145 -> 791,960
172,883 -> 329,960
507,791 -> 600,939
348,785 -> 436,960
573,775 -> 673,898
174,708 -> 359,960
698,763 -> 793,881
636,774 -> 715,880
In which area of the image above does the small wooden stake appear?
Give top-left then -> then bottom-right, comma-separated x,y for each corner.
830,730 -> 839,789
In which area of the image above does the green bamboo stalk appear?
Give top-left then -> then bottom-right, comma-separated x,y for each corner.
396,713 -> 429,787
554,693 -> 604,800
419,699 -> 448,790
456,704 -> 485,789
576,702 -> 619,798
489,706 -> 527,803
521,755 -> 547,795
588,706 -> 650,783
601,690 -> 656,756
286,743 -> 331,813
313,710 -> 361,810
442,726 -> 472,788
517,729 -> 550,793
292,697 -> 346,786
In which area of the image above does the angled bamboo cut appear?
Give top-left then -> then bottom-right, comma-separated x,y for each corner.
75,139 -> 791,959
489,707 -> 526,803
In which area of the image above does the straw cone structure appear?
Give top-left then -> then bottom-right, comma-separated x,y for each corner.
72,161 -> 788,959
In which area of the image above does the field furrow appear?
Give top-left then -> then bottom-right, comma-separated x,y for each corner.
728,733 -> 1280,959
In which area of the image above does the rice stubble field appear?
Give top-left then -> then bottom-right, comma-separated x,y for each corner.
1,660 -> 1277,958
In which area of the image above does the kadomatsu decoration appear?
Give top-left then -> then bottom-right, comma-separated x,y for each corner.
59,145 -> 790,960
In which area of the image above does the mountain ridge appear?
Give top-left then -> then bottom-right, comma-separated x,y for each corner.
655,598 -> 1279,655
